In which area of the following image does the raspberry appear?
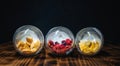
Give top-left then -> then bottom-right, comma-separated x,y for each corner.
54,44 -> 61,50
60,44 -> 65,49
48,40 -> 54,45
49,39 -> 73,54
65,45 -> 71,51
52,46 -> 57,52
66,39 -> 72,45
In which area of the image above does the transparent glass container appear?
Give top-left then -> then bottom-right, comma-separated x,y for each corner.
45,26 -> 75,55
75,27 -> 103,55
13,25 -> 44,55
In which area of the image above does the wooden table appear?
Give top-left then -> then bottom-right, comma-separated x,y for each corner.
0,42 -> 120,66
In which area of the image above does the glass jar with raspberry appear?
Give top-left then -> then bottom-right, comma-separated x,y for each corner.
46,26 -> 75,56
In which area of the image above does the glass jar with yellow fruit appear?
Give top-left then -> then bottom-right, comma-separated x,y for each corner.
13,25 -> 44,55
75,27 -> 103,55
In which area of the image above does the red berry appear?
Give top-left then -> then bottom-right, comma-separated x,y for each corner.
66,39 -> 72,45
52,46 -> 56,51
53,44 -> 59,50
48,40 -> 54,45
49,45 -> 54,48
60,44 -> 65,49
48,40 -> 54,48
54,44 -> 60,50
54,45 -> 60,53
65,45 -> 71,51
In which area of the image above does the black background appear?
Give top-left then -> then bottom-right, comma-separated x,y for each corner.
2,0 -> 119,44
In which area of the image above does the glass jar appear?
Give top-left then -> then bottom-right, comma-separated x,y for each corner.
75,27 -> 103,55
45,26 -> 75,55
13,25 -> 44,55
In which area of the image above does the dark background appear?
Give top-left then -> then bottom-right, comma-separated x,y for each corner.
2,0 -> 119,44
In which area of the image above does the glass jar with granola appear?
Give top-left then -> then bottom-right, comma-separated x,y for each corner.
13,25 -> 44,55
75,27 -> 103,55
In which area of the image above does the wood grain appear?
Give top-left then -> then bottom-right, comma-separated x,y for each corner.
0,42 -> 120,66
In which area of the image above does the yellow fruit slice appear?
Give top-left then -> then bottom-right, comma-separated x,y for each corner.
31,48 -> 37,52
33,40 -> 41,49
92,42 -> 99,53
16,37 -> 41,54
17,41 -> 25,48
26,37 -> 33,43
79,40 -> 100,55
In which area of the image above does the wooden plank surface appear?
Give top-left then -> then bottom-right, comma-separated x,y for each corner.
0,42 -> 120,66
